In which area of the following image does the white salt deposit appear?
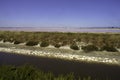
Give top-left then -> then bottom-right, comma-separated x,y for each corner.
0,47 -> 119,65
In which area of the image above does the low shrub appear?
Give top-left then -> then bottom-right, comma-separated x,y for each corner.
3,39 -> 7,42
3,39 -> 13,43
14,40 -> 22,44
100,46 -> 118,52
0,38 -> 2,41
82,45 -> 98,52
3,39 -> 6,42
26,41 -> 39,46
54,43 -> 61,48
70,44 -> 79,50
40,41 -> 49,47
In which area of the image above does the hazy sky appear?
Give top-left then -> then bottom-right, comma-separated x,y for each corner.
0,0 -> 120,27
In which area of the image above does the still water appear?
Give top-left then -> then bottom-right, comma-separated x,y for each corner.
0,52 -> 120,80
0,27 -> 120,33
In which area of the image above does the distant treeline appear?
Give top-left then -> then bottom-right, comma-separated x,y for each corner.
0,31 -> 120,51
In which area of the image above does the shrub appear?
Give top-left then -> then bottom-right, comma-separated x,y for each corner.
3,39 -> 7,42
0,38 -> 2,41
54,43 -> 61,48
61,40 -> 68,46
100,46 -> 118,52
3,39 -> 14,43
26,41 -> 39,46
70,44 -> 79,50
14,40 -> 22,44
82,45 -> 98,52
40,41 -> 49,47
3,39 -> 6,42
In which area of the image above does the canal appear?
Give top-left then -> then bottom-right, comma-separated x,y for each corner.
0,52 -> 120,80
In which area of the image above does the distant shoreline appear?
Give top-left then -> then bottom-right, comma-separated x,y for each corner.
0,27 -> 120,33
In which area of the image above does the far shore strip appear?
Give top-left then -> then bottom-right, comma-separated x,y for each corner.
0,47 -> 119,66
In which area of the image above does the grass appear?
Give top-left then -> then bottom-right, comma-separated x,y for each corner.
0,65 -> 76,80
0,64 -> 111,80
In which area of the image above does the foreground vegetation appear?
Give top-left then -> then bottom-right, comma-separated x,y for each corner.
0,65 -> 110,80
0,31 -> 119,52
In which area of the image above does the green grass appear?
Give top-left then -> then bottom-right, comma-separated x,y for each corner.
0,65 -> 111,80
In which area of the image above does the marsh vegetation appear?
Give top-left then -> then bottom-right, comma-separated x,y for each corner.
0,31 -> 119,52
0,65 -> 77,80
0,64 -> 113,80
0,31 -> 120,80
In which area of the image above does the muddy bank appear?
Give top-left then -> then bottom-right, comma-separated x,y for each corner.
0,43 -> 120,65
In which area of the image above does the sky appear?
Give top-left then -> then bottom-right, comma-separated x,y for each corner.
0,0 -> 120,27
